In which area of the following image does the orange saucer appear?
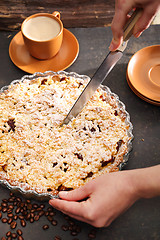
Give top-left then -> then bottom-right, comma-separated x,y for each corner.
127,45 -> 160,105
9,29 -> 79,74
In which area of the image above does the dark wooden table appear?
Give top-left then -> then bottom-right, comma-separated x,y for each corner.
0,25 -> 160,240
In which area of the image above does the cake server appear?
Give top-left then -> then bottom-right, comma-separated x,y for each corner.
62,9 -> 142,125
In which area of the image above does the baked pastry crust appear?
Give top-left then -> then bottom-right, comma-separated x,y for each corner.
0,72 -> 132,196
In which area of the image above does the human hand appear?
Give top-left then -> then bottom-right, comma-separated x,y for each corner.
49,171 -> 139,227
109,0 -> 160,51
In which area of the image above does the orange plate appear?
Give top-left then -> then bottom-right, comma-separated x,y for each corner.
126,72 -> 160,106
127,45 -> 160,103
9,29 -> 79,74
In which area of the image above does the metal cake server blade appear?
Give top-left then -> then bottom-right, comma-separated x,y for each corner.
62,9 -> 142,125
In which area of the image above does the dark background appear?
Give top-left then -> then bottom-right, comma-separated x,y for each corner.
0,24 -> 160,239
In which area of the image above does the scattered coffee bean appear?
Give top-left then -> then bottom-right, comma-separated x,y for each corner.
88,232 -> 96,239
0,212 -> 2,219
39,210 -> 44,217
10,221 -> 17,229
7,213 -> 13,218
71,231 -> 78,236
2,207 -> 7,213
18,236 -> 24,240
40,204 -> 45,209
51,219 -> 58,226
43,224 -> 49,230
7,218 -> 13,224
20,219 -> 26,227
15,207 -> 21,214
54,236 -> 61,240
12,233 -> 17,239
30,217 -> 34,223
6,231 -> 11,237
1,202 -> 7,207
1,237 -> 7,240
34,215 -> 40,221
47,215 -> 53,222
17,229 -> 23,236
13,215 -> 18,220
61,225 -> 69,231
2,218 -> 8,223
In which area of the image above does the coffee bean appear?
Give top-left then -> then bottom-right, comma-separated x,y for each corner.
49,211 -> 55,216
7,213 -> 13,218
51,220 -> 58,226
40,204 -> 45,209
2,202 -> 7,207
19,215 -> 24,220
18,236 -> 24,240
31,209 -> 35,213
69,220 -> 75,226
7,218 -> 13,224
88,233 -> 96,239
27,204 -> 32,210
62,225 -> 69,231
2,207 -> 7,213
0,212 -> 2,219
16,197 -> 22,202
26,199 -> 31,203
12,233 -> 17,239
7,209 -> 13,214
33,204 -> 38,208
20,219 -> 26,227
15,207 -> 21,214
2,218 -> 8,223
43,224 -> 49,230
8,205 -> 14,209
13,215 -> 18,220
54,236 -> 61,240
45,211 -> 49,216
47,216 -> 53,222
1,237 -> 6,240
71,231 -> 78,236
10,221 -> 17,229
6,231 -> 11,237
39,210 -> 44,217
0,206 -> 2,211
47,207 -> 53,212
30,218 -> 34,223
17,229 -> 23,236
34,215 -> 39,221
36,207 -> 42,211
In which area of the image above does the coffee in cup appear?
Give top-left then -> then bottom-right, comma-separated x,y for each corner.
21,11 -> 63,60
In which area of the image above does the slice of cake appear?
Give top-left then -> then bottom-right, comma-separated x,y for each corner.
0,72 -> 132,197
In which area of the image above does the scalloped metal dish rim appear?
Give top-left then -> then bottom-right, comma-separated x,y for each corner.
0,70 -> 133,200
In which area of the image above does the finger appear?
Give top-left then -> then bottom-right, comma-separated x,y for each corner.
58,182 -> 94,201
49,198 -> 86,217
133,7 -> 157,37
110,1 -> 133,50
60,211 -> 92,225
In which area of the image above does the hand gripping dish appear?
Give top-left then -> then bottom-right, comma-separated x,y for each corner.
0,71 -> 133,200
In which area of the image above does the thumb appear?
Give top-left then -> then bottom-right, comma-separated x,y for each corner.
109,37 -> 123,51
59,182 -> 93,201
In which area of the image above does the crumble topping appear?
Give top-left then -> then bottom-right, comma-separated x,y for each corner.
0,74 -> 130,195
